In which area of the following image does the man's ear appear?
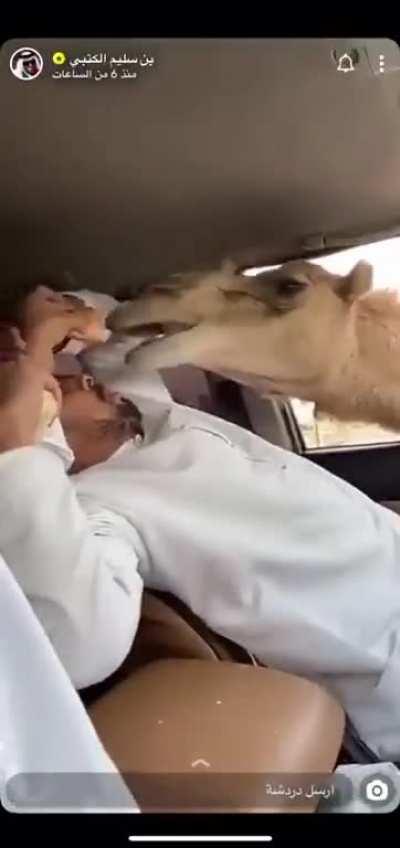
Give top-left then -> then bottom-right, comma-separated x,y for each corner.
335,261 -> 373,302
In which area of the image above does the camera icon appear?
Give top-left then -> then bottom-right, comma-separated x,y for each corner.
360,772 -> 397,809
365,778 -> 389,802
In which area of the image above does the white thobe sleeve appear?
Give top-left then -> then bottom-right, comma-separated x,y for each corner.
0,445 -> 143,690
0,554 -> 138,812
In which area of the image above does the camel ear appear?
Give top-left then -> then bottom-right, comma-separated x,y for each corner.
336,261 -> 373,302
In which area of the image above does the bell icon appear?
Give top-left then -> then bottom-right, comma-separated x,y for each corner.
337,52 -> 355,73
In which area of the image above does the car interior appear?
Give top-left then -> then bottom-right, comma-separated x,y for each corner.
1,36 -> 400,812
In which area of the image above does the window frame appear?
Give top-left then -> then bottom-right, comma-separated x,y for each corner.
224,380 -> 400,503
284,398 -> 400,501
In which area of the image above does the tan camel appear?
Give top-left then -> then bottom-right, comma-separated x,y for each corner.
108,258 -> 400,431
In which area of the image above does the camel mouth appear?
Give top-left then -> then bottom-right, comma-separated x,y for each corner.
124,321 -> 195,350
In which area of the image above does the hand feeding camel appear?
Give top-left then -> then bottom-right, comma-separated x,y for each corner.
107,258 -> 400,432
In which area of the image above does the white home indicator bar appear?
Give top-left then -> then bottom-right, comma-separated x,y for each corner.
128,837 -> 273,843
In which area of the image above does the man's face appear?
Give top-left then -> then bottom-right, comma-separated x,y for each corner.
24,59 -> 38,76
58,372 -> 143,472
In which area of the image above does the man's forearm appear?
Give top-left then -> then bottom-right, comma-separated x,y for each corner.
0,445 -> 144,688
24,330 -> 55,371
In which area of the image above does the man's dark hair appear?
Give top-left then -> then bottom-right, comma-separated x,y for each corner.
94,384 -> 144,441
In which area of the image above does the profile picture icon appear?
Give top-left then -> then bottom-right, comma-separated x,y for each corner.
10,47 -> 43,81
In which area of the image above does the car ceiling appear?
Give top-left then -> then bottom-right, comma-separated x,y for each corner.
1,37 -> 400,295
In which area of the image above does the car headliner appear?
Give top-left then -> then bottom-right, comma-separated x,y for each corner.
1,37 -> 400,295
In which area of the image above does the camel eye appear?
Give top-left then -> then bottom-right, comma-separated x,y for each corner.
220,289 -> 251,302
276,279 -> 306,297
148,284 -> 183,298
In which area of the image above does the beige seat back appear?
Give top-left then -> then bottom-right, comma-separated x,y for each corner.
85,591 -> 345,813
89,658 -> 345,813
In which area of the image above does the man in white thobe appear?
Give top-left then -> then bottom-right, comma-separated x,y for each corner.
0,341 -> 136,812
1,289 -> 400,764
